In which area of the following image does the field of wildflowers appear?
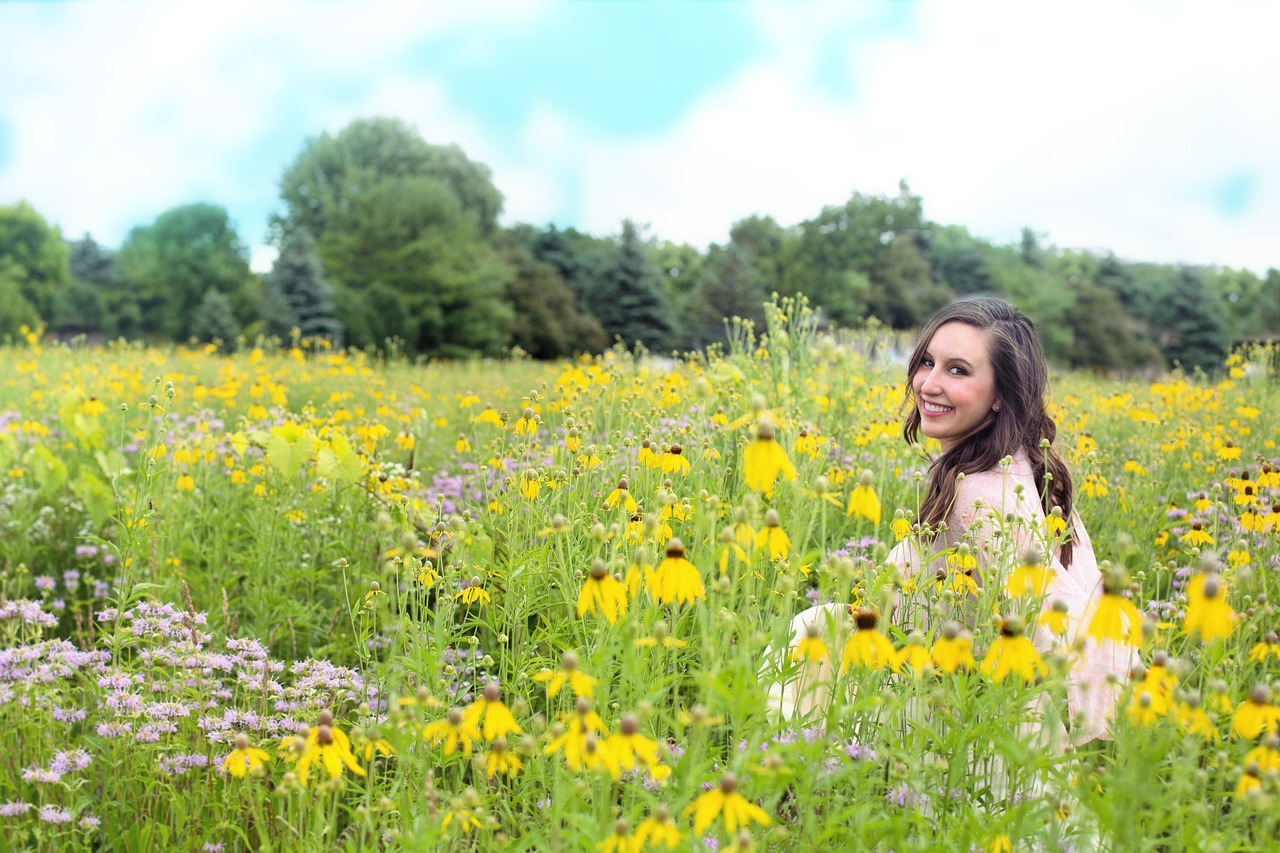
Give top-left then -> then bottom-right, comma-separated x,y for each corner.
1,299 -> 1277,852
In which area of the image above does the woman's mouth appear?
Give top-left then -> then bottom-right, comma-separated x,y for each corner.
921,400 -> 953,416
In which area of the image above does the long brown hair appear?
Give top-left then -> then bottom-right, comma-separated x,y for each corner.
902,297 -> 1077,566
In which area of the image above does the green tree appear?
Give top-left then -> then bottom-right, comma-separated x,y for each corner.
0,200 -> 69,321
276,118 -> 511,357
920,225 -> 992,296
1153,267 -> 1231,373
189,287 -> 242,350
263,230 -> 342,344
593,220 -> 674,351
685,243 -> 769,349
116,203 -> 255,341
502,247 -> 606,358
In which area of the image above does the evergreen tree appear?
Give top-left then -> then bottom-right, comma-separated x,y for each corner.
190,288 -> 242,351
685,244 -> 768,349
1155,267 -> 1230,374
264,230 -> 342,344
593,220 -> 674,351
503,247 -> 606,358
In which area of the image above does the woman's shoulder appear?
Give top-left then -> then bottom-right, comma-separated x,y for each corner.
951,453 -> 1039,520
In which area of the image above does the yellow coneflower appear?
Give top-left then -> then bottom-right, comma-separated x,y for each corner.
791,621 -> 830,664
222,733 -> 270,779
634,620 -> 687,650
638,439 -> 662,469
604,477 -> 638,512
513,407 -> 537,437
682,774 -> 771,835
484,737 -> 523,778
578,559 -> 628,624
624,554 -> 654,599
980,617 -> 1048,683
1183,573 -> 1236,642
533,651 -> 599,699
422,707 -> 483,758
634,804 -> 682,849
732,509 -> 756,550
1006,549 -> 1054,598
897,633 -> 933,677
793,427 -> 824,460
649,538 -> 705,606
890,512 -> 912,542
597,819 -> 637,853
841,608 -> 898,673
659,444 -> 691,476
296,723 -> 366,786
754,509 -> 791,560
743,420 -> 797,498
1085,569 -> 1144,648
1038,598 -> 1071,637
716,526 -> 750,574
846,470 -> 881,524
464,682 -> 522,741
1174,694 -> 1220,742
1235,763 -> 1262,799
710,408 -> 729,427
544,698 -> 609,771
1232,686 -> 1280,739
931,622 -> 976,674
1245,735 -> 1280,773
1249,632 -> 1280,663
519,470 -> 540,500
455,577 -> 492,606
1180,522 -> 1213,547
605,713 -> 670,780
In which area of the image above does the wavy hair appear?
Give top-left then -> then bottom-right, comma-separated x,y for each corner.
902,297 -> 1077,566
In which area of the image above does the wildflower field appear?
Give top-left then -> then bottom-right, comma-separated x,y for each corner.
2,301 -> 1278,852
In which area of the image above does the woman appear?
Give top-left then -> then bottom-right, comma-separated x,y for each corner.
768,297 -> 1130,746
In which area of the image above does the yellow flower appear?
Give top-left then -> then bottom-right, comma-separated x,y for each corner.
896,634 -> 933,677
544,704 -> 608,771
1249,632 -> 1280,663
1086,593 -> 1145,649
659,444 -> 690,476
464,683 -> 522,741
1236,765 -> 1263,799
422,707 -> 483,757
296,724 -> 366,786
846,471 -> 881,524
1180,522 -> 1213,547
890,514 -> 911,541
930,623 -> 976,674
638,439 -> 662,469
634,805 -> 682,849
578,560 -> 628,623
634,621 -> 687,650
742,421 -> 797,497
1244,738 -> 1280,774
987,835 -> 1013,853
791,621 -> 830,663
533,652 -> 598,698
441,799 -> 484,834
841,608 -> 898,673
980,618 -> 1048,683
175,473 -> 195,492
455,578 -> 492,606
1174,697 -> 1220,742
793,428 -> 824,460
455,435 -> 471,453
605,713 -> 670,780
1080,474 -> 1109,498
754,509 -> 791,560
513,407 -> 538,436
484,738 -> 524,778
1183,573 -> 1236,642
519,471 -> 540,500
604,478 -> 638,512
1038,598 -> 1070,637
222,733 -> 270,779
597,820 -> 638,853
1228,547 -> 1251,569
649,538 -> 705,606
1006,550 -> 1053,598
1232,686 -> 1280,739
682,774 -> 771,835
716,528 -> 750,574
1217,440 -> 1242,461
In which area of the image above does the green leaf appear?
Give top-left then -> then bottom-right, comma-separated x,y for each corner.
315,432 -> 360,483
70,469 -> 115,529
29,443 -> 68,495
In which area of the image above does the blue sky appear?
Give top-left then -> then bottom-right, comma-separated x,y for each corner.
1,0 -> 1276,273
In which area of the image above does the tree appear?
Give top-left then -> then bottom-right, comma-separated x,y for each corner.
189,288 -> 242,350
502,247 -> 606,358
920,225 -> 992,296
592,220 -> 674,351
275,117 -> 512,357
116,203 -> 255,341
1153,267 -> 1230,373
685,243 -> 769,349
263,230 -> 342,344
0,201 -> 69,321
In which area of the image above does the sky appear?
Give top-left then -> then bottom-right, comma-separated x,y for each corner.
1,0 -> 1277,275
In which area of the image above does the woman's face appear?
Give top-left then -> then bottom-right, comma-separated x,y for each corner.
912,321 -> 999,453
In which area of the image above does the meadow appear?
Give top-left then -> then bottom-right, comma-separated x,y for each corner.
1,298 -> 1277,852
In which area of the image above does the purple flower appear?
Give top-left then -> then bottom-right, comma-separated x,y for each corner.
35,576 -> 56,591
51,706 -> 87,723
75,545 -> 99,558
39,805 -> 73,824
79,814 -> 101,830
0,802 -> 31,816
63,570 -> 81,588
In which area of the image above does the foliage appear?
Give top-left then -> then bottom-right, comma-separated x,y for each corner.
262,229 -> 342,345
0,200 -> 70,321
592,219 -> 675,351
189,287 -> 243,350
502,245 -> 606,358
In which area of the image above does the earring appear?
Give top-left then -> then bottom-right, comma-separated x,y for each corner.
993,404 -> 1001,412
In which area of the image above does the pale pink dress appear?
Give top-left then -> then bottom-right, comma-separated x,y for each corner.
767,452 -> 1133,746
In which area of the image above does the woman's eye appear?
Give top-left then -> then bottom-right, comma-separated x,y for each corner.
950,366 -> 966,376
920,358 -> 934,368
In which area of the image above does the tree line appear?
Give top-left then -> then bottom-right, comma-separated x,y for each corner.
2,116 -> 1276,372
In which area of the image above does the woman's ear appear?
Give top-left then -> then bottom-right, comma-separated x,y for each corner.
992,402 -> 1001,412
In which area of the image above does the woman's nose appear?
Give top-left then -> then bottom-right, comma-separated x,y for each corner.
919,366 -> 942,395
